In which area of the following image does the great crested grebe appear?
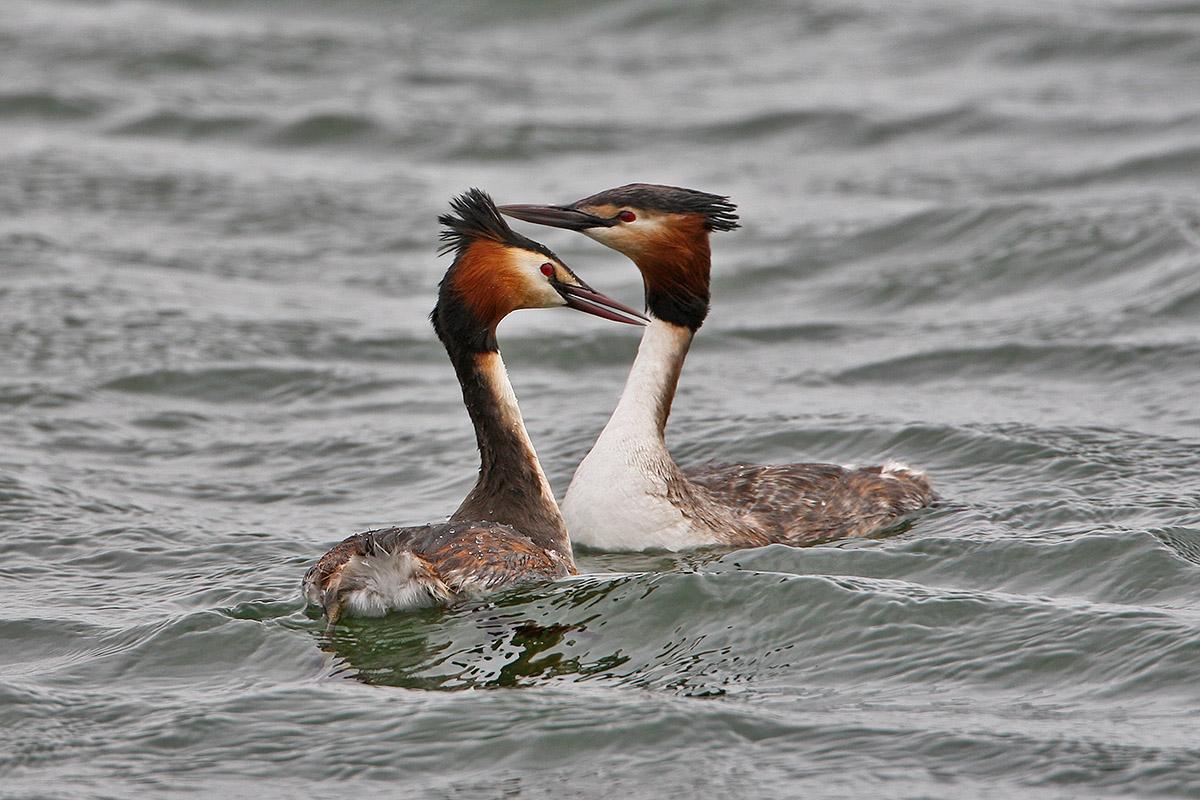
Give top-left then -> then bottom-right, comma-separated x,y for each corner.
500,183 -> 934,551
303,189 -> 646,621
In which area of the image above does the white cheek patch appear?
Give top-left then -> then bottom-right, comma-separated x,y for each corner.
512,254 -> 568,309
584,217 -> 667,256
584,227 -> 633,250
526,277 -> 567,309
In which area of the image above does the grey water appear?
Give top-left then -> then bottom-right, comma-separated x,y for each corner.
4,1 -> 1200,797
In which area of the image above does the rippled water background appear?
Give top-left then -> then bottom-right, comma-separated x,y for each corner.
4,1 -> 1200,797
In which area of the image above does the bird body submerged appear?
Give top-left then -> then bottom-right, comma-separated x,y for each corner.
303,521 -> 573,617
303,190 -> 645,620
500,184 -> 934,552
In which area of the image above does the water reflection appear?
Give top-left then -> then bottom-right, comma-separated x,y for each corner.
304,547 -> 851,693
311,593 -> 628,690
306,552 -> 715,689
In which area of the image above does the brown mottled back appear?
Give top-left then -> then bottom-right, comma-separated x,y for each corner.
303,521 -> 575,614
683,461 -> 936,545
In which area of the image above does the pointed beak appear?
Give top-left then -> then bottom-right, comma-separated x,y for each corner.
558,283 -> 647,326
499,203 -> 613,231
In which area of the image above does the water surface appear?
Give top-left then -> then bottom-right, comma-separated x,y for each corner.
4,1 -> 1200,797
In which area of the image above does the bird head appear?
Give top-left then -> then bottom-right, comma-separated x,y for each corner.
499,183 -> 738,259
499,184 -> 739,330
434,189 -> 647,352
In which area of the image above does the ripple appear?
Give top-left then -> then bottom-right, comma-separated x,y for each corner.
1036,144 -> 1200,189
0,383 -> 84,409
1001,23 -> 1200,65
725,532 -> 1200,609
1151,526 -> 1200,567
97,366 -> 383,405
819,201 -> 1194,310
108,110 -> 262,140
694,104 -> 998,148
6,0 -> 1200,796
0,91 -> 104,121
309,533 -> 1200,705
266,112 -> 387,147
833,341 -> 1200,385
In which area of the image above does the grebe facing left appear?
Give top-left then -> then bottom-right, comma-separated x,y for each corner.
303,189 -> 646,622
501,184 -> 934,552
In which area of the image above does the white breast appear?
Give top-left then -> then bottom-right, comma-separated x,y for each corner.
563,432 -> 704,551
563,319 -> 704,552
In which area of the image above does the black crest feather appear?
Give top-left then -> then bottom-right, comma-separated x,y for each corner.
438,188 -> 557,260
431,189 -> 564,354
573,183 -> 740,232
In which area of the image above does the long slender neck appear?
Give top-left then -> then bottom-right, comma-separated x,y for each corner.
604,236 -> 709,442
604,316 -> 695,442
445,345 -> 572,561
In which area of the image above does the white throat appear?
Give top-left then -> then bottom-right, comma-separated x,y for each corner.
605,317 -> 693,439
474,351 -> 560,518
563,317 -> 697,550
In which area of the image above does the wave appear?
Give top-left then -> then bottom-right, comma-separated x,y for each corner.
97,366 -> 395,405
0,383 -> 84,410
307,529 -> 1200,702
997,20 -> 1200,66
1033,144 -> 1200,189
692,104 -> 1006,148
791,199 -> 1198,314
833,341 -> 1200,385
6,1 -> 1200,796
266,112 -> 388,148
108,110 -> 261,140
0,91 -> 104,121
87,102 -> 1024,160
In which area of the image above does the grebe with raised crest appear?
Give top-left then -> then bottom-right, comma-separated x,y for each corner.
303,189 -> 646,621
501,184 -> 934,551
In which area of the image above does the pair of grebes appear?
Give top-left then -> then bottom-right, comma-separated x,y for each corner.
304,185 -> 935,622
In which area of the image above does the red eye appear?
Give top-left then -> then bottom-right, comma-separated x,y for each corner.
618,210 -> 636,223
540,263 -> 555,276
